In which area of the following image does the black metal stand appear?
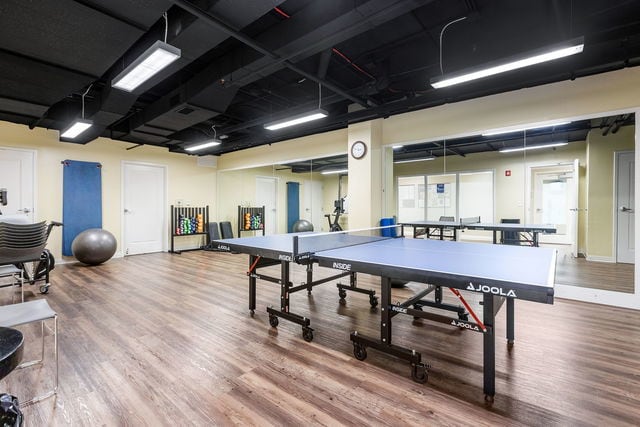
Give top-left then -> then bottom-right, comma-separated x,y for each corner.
350,276 -> 513,400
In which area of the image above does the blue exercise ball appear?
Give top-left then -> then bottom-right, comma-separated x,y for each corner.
72,228 -> 117,265
292,219 -> 314,232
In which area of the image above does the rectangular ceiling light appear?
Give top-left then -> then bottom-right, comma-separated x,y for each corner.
394,156 -> 436,164
482,121 -> 571,136
60,119 -> 93,139
184,140 -> 221,152
112,40 -> 181,92
264,109 -> 328,131
320,169 -> 348,175
430,37 -> 584,89
499,142 -> 568,153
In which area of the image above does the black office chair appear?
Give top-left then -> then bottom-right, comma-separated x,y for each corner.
500,218 -> 521,245
219,221 -> 234,239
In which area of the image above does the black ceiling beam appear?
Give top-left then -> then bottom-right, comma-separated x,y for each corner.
171,0 -> 373,109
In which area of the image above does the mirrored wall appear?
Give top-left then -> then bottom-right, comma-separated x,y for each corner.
392,114 -> 635,294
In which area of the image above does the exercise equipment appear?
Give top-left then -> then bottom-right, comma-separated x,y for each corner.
71,228 -> 117,265
292,219 -> 314,232
325,198 -> 345,232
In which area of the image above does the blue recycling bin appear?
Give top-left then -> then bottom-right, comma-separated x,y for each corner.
380,217 -> 396,237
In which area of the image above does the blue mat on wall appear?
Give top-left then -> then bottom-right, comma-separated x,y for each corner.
62,160 -> 102,256
286,182 -> 300,233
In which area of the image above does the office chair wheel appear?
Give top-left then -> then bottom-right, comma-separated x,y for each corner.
353,343 -> 367,361
338,289 -> 347,299
413,304 -> 423,320
458,312 -> 469,321
369,295 -> 378,308
39,284 -> 50,294
411,363 -> 428,383
302,327 -> 313,342
268,314 -> 279,328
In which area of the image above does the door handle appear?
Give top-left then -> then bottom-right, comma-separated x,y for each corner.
619,206 -> 633,212
124,209 -> 132,214
17,208 -> 31,213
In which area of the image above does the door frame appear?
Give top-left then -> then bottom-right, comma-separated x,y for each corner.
255,175 -> 278,234
0,146 -> 37,222
121,161 -> 168,255
614,150 -> 634,263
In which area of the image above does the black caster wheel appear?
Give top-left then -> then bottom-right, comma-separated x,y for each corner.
413,305 -> 423,320
39,284 -> 50,294
269,315 -> 279,328
458,312 -> 469,321
369,295 -> 378,308
353,343 -> 367,361
250,309 -> 255,317
302,327 -> 314,342
507,341 -> 514,350
484,394 -> 495,404
338,289 -> 347,299
411,363 -> 428,383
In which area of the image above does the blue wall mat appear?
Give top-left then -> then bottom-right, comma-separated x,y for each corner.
286,182 -> 300,233
62,160 -> 102,255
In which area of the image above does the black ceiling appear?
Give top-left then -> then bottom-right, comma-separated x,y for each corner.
1,0 -> 640,158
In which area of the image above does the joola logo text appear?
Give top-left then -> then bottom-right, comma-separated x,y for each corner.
466,282 -> 517,298
450,319 -> 480,331
217,245 -> 230,251
332,262 -> 351,271
279,254 -> 292,261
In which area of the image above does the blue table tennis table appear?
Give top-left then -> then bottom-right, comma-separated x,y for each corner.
214,226 -> 556,401
401,218 -> 557,246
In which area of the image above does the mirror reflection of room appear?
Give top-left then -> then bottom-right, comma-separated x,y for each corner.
393,114 -> 635,293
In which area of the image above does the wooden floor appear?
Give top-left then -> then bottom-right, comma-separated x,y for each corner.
2,250 -> 640,426
555,252 -> 634,293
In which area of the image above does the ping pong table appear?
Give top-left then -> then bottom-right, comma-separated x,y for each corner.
215,226 -> 556,400
214,232 -> 379,342
401,218 -> 556,247
400,217 -> 479,241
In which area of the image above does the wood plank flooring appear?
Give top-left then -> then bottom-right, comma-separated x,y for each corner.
1,250 -> 639,426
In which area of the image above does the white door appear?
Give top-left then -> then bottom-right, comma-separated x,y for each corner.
531,163 -> 577,246
302,180 -> 323,231
256,176 -> 277,235
122,162 -> 166,255
616,151 -> 634,263
0,147 -> 35,222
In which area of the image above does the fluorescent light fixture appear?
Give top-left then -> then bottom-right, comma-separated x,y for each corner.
431,37 -> 584,89
394,156 -> 436,164
112,40 -> 181,92
320,169 -> 348,175
392,145 -> 404,149
499,142 -> 568,153
482,121 -> 571,136
264,109 -> 328,130
60,119 -> 93,139
184,140 -> 221,152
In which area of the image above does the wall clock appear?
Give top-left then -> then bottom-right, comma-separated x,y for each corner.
351,140 -> 367,159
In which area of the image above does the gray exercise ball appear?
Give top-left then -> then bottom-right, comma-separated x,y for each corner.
292,219 -> 314,232
72,228 -> 117,265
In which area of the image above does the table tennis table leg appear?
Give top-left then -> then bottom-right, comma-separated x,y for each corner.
483,294 -> 496,402
248,255 -> 257,315
506,297 -> 515,348
493,230 -> 498,245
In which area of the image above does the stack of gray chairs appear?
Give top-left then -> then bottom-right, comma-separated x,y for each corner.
0,221 -> 49,301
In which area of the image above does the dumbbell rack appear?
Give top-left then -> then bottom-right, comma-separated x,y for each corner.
238,206 -> 265,236
170,205 -> 209,254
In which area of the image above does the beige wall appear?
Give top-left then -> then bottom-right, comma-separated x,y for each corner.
0,121 -> 217,258
586,125 -> 635,259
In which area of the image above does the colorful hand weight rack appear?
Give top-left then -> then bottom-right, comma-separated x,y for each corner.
170,205 -> 210,253
238,206 -> 265,236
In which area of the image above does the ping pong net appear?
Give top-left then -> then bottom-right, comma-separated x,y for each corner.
292,225 -> 402,260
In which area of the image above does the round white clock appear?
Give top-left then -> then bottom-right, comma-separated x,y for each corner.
351,141 -> 367,159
